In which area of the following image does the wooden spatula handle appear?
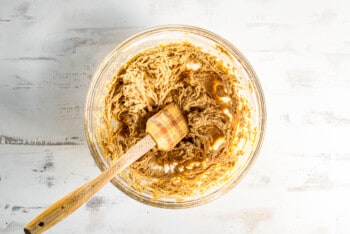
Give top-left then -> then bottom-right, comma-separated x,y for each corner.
24,135 -> 156,234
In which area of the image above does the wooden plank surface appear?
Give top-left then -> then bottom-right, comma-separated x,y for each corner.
1,0 -> 350,233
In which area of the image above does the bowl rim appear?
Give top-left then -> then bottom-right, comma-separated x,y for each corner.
84,24 -> 266,208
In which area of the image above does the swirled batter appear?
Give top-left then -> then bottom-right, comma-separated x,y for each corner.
99,42 -> 251,198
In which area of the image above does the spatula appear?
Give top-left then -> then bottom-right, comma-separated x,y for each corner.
24,103 -> 188,234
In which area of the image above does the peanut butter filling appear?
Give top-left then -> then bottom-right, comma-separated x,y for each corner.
98,42 -> 252,199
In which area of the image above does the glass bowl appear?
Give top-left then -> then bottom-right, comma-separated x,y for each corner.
84,25 -> 266,208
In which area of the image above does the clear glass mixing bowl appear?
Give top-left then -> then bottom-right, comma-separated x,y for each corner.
84,25 -> 266,208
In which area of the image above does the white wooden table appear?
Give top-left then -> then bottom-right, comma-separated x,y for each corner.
1,1 -> 350,233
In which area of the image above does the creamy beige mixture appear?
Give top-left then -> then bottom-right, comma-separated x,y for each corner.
99,42 -> 251,199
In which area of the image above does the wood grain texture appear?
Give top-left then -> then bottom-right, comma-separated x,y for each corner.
24,135 -> 156,233
1,0 -> 350,233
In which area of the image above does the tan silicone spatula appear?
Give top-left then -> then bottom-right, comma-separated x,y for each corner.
24,103 -> 188,234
